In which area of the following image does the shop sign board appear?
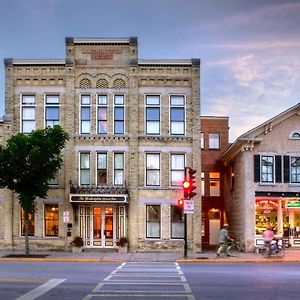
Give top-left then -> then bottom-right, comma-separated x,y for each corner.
184,200 -> 194,214
286,201 -> 300,208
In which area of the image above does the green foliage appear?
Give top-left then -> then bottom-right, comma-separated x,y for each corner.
0,125 -> 69,212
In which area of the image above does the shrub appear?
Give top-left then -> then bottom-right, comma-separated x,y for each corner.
116,237 -> 128,247
70,236 -> 84,247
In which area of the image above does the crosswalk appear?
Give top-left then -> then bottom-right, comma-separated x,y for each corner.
83,262 -> 195,299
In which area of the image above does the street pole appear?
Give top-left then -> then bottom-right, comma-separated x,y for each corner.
184,167 -> 188,258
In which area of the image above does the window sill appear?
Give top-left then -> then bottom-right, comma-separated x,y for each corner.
258,183 -> 276,186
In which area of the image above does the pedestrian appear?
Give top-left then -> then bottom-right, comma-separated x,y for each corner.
216,223 -> 233,257
263,224 -> 274,256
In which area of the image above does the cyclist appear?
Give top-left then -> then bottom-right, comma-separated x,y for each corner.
216,223 -> 233,257
263,225 -> 274,256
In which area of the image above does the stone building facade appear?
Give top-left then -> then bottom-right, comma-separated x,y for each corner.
0,37 -> 201,252
220,103 -> 300,250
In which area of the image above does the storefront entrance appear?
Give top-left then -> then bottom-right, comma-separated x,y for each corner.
79,205 -> 125,248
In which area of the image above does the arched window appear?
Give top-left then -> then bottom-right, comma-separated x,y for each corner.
96,79 -> 108,89
113,79 -> 125,89
79,78 -> 92,89
292,132 -> 300,139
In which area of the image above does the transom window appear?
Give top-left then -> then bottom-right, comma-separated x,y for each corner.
208,133 -> 220,149
146,153 -> 160,186
21,95 -> 36,133
146,95 -> 160,135
291,156 -> 300,183
45,95 -> 60,128
80,95 -> 91,134
261,155 -> 274,183
114,95 -> 125,134
97,95 -> 108,134
170,154 -> 185,186
170,95 -> 185,135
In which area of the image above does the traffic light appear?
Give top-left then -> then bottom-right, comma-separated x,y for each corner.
178,198 -> 184,206
182,180 -> 190,199
188,168 -> 197,199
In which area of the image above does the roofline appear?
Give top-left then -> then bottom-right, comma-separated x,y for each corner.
138,58 -> 200,66
4,58 -> 65,66
67,37 -> 137,45
201,116 -> 229,120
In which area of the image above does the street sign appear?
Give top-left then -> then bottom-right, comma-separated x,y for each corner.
63,211 -> 69,223
184,200 -> 194,214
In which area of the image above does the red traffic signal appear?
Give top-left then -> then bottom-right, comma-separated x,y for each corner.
178,198 -> 184,206
182,180 -> 190,198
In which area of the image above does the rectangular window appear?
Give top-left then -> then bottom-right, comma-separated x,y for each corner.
200,132 -> 204,149
209,133 -> 220,149
45,95 -> 60,127
97,153 -> 107,185
170,95 -> 185,135
146,95 -> 160,135
201,172 -> 205,196
20,208 -> 35,236
44,204 -> 58,237
209,172 -> 220,196
80,153 -> 90,185
97,95 -> 108,134
80,95 -> 91,134
21,95 -> 36,133
171,205 -> 184,239
170,154 -> 185,186
114,95 -> 125,134
146,153 -> 160,186
261,155 -> 274,183
291,156 -> 300,183
146,205 -> 160,238
114,153 -> 124,185
48,172 -> 59,185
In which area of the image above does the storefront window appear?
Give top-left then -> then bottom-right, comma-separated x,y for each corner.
44,204 -> 59,237
255,199 -> 278,235
171,205 -> 184,238
146,205 -> 160,238
21,208 -> 35,236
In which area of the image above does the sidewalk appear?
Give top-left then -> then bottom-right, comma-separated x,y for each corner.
1,248 -> 300,263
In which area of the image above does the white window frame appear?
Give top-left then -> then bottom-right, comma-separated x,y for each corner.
209,172 -> 220,196
261,155 -> 274,183
170,153 -> 185,186
291,156 -> 300,183
208,133 -> 220,149
79,152 -> 90,185
145,95 -> 161,135
114,152 -> 125,186
169,95 -> 186,135
200,132 -> 205,149
80,95 -> 91,134
97,94 -> 108,135
145,153 -> 160,186
20,94 -> 36,133
96,152 -> 107,185
113,95 -> 125,134
146,205 -> 161,239
44,94 -> 60,128
170,205 -> 184,239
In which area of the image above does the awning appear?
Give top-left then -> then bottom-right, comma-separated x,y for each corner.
70,194 -> 128,204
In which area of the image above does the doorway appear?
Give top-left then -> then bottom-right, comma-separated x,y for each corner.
209,209 -> 220,245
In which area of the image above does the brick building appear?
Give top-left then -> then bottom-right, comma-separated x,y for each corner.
0,37 -> 201,252
200,116 -> 229,247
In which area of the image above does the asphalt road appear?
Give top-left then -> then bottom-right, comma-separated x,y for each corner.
1,261 -> 300,300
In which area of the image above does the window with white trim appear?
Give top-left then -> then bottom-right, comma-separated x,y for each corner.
97,153 -> 107,185
146,95 -> 160,135
80,153 -> 90,185
97,95 -> 108,134
291,156 -> 300,183
201,172 -> 205,196
114,95 -> 125,134
114,153 -> 124,186
146,205 -> 161,238
200,132 -> 205,149
170,95 -> 185,135
209,133 -> 220,149
80,95 -> 91,134
170,154 -> 185,186
171,205 -> 184,239
209,172 -> 220,196
146,153 -> 160,186
45,95 -> 59,128
21,95 -> 36,133
261,155 -> 274,183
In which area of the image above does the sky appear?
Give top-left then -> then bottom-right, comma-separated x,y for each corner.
0,0 -> 300,142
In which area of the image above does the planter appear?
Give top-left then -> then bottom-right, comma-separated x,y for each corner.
72,246 -> 83,253
118,245 -> 128,254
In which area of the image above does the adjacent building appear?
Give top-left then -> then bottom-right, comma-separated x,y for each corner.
0,37 -> 201,252
220,103 -> 300,250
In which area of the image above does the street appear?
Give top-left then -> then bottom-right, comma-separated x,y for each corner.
1,261 -> 300,299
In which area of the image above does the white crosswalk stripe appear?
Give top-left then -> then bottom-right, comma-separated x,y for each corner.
83,262 -> 195,299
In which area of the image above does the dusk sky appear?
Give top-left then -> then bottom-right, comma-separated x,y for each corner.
0,0 -> 299,141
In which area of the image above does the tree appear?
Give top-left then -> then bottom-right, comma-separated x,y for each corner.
0,126 -> 69,256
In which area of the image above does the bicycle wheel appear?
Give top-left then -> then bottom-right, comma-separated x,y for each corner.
217,245 -> 226,258
276,247 -> 284,258
227,244 -> 239,256
262,248 -> 270,258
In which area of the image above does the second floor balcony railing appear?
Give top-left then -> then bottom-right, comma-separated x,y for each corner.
70,183 -> 129,195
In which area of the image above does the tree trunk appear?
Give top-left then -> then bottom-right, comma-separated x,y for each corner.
24,210 -> 29,256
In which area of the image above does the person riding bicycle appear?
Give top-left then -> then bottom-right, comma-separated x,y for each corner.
263,225 -> 274,256
216,223 -> 233,257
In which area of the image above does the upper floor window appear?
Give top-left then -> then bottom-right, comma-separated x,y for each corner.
201,172 -> 205,196
45,95 -> 60,128
114,153 -> 124,186
80,153 -> 90,185
97,153 -> 107,185
97,95 -> 108,134
261,155 -> 274,183
146,95 -> 160,135
114,95 -> 125,134
80,95 -> 91,134
289,131 -> 300,139
200,132 -> 205,149
146,153 -> 160,186
291,156 -> 300,183
48,171 -> 59,186
170,95 -> 185,135
209,172 -> 220,196
209,133 -> 220,149
170,154 -> 185,186
21,95 -> 36,133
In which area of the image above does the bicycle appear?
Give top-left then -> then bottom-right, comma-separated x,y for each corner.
216,240 -> 245,258
261,237 -> 285,258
